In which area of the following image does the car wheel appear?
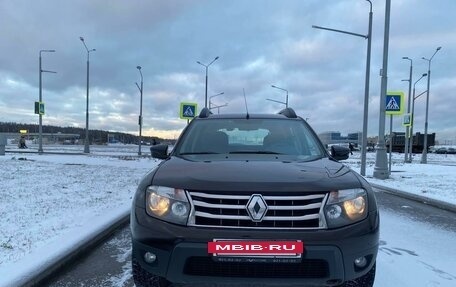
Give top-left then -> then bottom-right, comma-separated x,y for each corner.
132,258 -> 170,287
339,263 -> 376,287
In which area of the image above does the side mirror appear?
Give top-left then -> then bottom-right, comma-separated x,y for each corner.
150,144 -> 168,159
330,145 -> 350,160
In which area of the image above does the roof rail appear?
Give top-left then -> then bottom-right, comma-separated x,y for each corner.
199,107 -> 213,118
278,107 -> 297,118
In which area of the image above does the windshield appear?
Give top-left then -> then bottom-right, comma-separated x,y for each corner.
174,118 -> 326,161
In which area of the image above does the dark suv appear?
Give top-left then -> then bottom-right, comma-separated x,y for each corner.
131,108 -> 379,287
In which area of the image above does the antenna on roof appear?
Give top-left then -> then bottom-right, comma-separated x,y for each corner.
243,88 -> 249,119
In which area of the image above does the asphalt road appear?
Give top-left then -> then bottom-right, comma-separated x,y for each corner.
45,188 -> 456,287
372,187 -> 456,231
42,222 -> 132,287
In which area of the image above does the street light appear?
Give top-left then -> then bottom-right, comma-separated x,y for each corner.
197,56 -> 219,108
136,66 -> 143,156
373,0 -> 391,179
38,49 -> 56,154
401,57 -> 413,162
421,46 -> 442,164
80,37 -> 96,154
211,103 -> 229,114
209,92 -> 224,110
409,73 -> 428,161
270,85 -> 289,107
312,0 -> 372,176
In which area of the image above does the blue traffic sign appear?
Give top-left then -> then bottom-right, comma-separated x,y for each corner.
385,92 -> 404,115
180,102 -> 198,119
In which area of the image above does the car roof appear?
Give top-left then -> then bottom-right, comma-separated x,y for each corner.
196,107 -> 300,120
195,113 -> 300,120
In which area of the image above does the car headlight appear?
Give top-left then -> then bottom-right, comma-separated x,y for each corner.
324,188 -> 367,228
146,186 -> 190,225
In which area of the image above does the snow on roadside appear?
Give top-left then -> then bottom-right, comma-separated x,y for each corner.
0,152 -> 159,269
343,152 -> 456,206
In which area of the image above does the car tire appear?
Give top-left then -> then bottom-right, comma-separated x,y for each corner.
339,263 -> 376,287
132,258 -> 170,287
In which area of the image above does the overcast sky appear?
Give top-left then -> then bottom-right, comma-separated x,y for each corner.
1,0 -> 455,142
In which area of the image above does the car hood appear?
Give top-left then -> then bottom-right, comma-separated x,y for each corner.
151,156 -> 361,192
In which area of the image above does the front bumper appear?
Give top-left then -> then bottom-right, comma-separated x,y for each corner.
131,207 -> 379,286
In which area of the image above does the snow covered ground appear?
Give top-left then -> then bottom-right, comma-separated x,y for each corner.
0,144 -> 160,270
0,143 -> 455,286
345,151 -> 456,206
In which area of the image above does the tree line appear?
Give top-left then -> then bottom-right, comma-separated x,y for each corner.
0,122 -> 169,145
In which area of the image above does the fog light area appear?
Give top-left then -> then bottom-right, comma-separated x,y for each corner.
144,252 -> 157,263
354,256 -> 367,268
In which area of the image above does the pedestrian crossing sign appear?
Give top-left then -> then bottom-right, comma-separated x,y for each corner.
385,92 -> 404,115
180,102 -> 198,120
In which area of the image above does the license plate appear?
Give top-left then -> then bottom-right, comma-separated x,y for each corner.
208,240 -> 303,259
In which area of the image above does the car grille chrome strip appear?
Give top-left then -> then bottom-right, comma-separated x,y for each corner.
194,211 -> 320,221
194,211 -> 251,220
263,214 -> 320,221
190,192 -> 251,200
268,203 -> 322,210
263,194 -> 325,201
188,191 -> 328,229
193,200 -> 245,209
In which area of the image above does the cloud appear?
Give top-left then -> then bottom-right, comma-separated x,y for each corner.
0,0 -> 455,143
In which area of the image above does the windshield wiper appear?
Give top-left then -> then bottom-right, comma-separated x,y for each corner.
229,151 -> 282,154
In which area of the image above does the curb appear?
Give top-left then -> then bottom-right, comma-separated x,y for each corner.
370,183 -> 456,213
0,206 -> 130,287
5,150 -> 87,156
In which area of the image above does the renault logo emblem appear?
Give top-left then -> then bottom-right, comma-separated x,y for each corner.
246,194 -> 268,222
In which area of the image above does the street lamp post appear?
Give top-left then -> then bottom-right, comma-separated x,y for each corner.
38,49 -> 56,153
409,73 -> 428,161
212,103 -> 229,114
312,0 -> 372,176
421,47 -> 442,164
197,56 -> 219,108
80,37 -> 96,154
401,57 -> 413,162
270,85 -> 289,107
136,66 -> 143,156
266,98 -> 287,107
209,92 -> 224,110
373,0 -> 391,180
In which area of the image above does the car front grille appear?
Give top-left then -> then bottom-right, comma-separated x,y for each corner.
187,191 -> 327,229
184,256 -> 329,278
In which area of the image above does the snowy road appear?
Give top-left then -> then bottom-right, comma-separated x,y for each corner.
47,188 -> 456,287
373,188 -> 456,287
